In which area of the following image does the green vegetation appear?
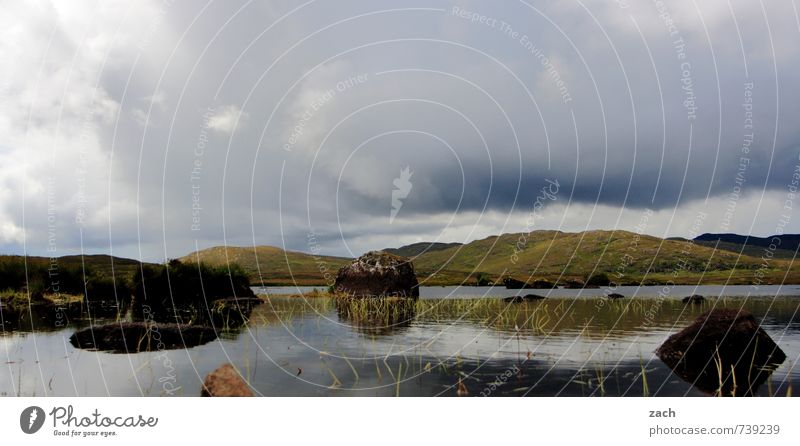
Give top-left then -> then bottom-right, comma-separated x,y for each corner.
0,255 -> 254,316
0,255 -> 131,303
184,230 -> 800,286
409,230 -> 800,286
6,230 -> 799,293
132,259 -> 254,308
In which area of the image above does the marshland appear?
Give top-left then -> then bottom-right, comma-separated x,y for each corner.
2,279 -> 798,396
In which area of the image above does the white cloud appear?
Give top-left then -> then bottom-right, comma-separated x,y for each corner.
207,105 -> 248,134
0,0 -> 163,255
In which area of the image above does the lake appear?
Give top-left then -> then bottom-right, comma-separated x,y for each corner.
255,284 -> 800,299
2,288 -> 798,396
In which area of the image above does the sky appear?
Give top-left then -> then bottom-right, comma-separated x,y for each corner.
1,0 -> 799,262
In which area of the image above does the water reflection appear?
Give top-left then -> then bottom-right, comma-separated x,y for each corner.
1,295 -> 798,396
334,297 -> 417,336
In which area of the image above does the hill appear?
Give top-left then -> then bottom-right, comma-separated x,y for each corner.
183,231 -> 799,286
383,242 -> 463,258
693,233 -> 799,259
408,230 -> 799,286
179,246 -> 352,286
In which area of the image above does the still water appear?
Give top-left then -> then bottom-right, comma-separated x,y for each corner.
255,284 -> 800,299
2,289 -> 799,396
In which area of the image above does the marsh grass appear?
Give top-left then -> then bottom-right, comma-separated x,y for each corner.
246,295 -> 785,340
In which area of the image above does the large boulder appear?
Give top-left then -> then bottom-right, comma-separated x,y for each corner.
656,309 -> 786,396
201,363 -> 253,397
334,251 -> 419,298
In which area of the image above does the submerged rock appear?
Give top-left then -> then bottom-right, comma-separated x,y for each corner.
656,309 -> 786,396
201,363 -> 253,397
69,322 -> 218,353
682,294 -> 706,304
503,294 -> 546,303
334,251 -> 419,298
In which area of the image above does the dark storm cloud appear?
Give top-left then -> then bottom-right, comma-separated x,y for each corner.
3,0 -> 800,260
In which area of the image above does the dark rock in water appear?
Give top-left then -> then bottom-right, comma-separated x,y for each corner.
586,273 -> 611,287
531,279 -> 556,289
656,309 -> 786,396
503,294 -> 546,303
682,295 -> 706,304
334,251 -> 419,298
606,293 -> 625,299
503,277 -> 531,289
69,322 -> 218,353
561,279 -> 585,289
201,363 -> 253,397
503,277 -> 555,289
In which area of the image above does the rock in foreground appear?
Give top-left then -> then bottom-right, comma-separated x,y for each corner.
334,251 -> 419,298
656,309 -> 786,396
201,363 -> 253,397
69,322 -> 217,353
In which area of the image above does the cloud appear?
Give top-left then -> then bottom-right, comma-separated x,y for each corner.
1,0 -> 799,261
206,105 -> 248,134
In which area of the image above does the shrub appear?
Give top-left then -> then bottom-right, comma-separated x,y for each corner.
132,259 -> 254,308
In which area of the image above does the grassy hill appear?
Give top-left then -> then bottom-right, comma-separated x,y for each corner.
410,230 -> 799,285
383,242 -> 463,257
180,231 -> 799,286
180,246 -> 352,286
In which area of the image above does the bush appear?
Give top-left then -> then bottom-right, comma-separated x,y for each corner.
0,256 -> 94,297
85,276 -> 131,303
132,259 -> 254,308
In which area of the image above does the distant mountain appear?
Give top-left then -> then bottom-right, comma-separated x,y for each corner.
694,233 -> 799,259
383,242 -> 463,258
